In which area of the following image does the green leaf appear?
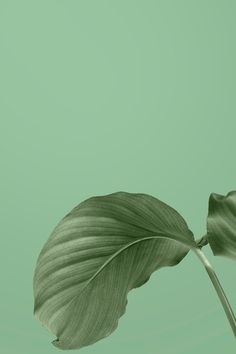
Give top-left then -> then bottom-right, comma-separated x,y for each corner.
207,190 -> 236,260
33,192 -> 195,350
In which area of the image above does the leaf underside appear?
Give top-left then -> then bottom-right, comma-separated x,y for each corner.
207,190 -> 236,260
33,192 -> 195,350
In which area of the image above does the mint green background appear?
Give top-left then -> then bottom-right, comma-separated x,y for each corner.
1,1 -> 235,353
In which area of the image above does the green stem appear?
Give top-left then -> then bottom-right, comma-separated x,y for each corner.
193,247 -> 236,337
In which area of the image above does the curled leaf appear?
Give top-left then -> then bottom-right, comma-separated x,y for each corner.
33,192 -> 195,350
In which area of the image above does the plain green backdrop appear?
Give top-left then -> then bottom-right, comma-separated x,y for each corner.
0,1 -> 235,353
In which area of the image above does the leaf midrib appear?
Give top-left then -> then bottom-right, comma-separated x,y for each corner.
51,232 -> 195,321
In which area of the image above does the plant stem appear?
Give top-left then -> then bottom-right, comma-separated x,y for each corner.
193,247 -> 236,337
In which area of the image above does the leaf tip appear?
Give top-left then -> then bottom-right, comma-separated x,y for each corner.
52,338 -> 62,350
52,338 -> 71,351
209,192 -> 222,202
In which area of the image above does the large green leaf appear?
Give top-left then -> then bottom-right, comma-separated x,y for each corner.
33,192 -> 195,350
207,190 -> 236,260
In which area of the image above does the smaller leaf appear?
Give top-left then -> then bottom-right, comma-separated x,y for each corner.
207,190 -> 236,260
